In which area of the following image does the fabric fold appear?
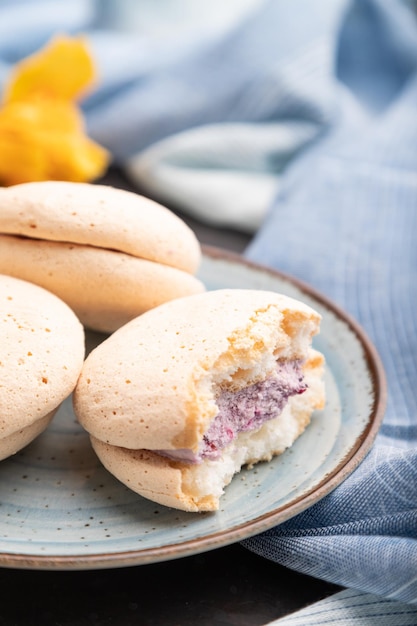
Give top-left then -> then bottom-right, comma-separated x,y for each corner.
266,588 -> 417,625
243,1 -> 417,604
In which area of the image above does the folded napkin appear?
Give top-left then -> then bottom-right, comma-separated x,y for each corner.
243,72 -> 417,602
1,0 -> 417,620
242,0 -> 417,609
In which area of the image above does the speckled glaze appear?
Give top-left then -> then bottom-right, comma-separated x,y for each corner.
0,246 -> 386,570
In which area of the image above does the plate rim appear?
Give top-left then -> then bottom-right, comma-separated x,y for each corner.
0,245 -> 387,570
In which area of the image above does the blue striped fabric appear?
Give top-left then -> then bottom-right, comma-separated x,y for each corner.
267,588 -> 417,625
242,2 -> 417,608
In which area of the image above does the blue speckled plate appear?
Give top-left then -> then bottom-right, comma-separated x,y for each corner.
0,246 -> 386,570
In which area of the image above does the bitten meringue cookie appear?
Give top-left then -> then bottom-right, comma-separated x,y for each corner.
0,181 -> 204,333
73,288 -> 325,513
0,274 -> 85,461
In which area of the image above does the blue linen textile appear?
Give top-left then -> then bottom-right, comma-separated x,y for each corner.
242,0 -> 417,606
267,588 -> 417,625
0,0 -> 417,616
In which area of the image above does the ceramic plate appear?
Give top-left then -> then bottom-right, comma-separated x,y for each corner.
0,246 -> 386,570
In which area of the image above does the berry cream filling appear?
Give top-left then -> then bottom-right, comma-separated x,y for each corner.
156,359 -> 306,464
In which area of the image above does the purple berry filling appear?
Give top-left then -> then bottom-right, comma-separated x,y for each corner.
156,360 -> 306,463
200,360 -> 306,460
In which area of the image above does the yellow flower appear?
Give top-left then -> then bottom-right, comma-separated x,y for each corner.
0,35 -> 110,186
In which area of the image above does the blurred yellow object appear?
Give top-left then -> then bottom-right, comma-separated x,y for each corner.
0,35 -> 110,186
0,96 -> 109,185
4,35 -> 96,103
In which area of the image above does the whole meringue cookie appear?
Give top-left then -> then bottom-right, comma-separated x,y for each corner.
0,181 -> 204,333
0,274 -> 85,460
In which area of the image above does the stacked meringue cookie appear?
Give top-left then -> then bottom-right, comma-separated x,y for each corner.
0,181 -> 204,333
